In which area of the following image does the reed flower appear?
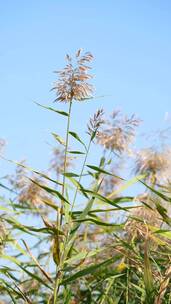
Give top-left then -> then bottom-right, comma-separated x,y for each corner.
52,49 -> 94,102
87,108 -> 105,137
125,193 -> 162,241
49,147 -> 73,178
0,220 -> 7,254
97,110 -> 140,154
8,162 -> 53,211
100,165 -> 122,197
134,147 -> 171,183
18,175 -> 49,209
20,277 -> 40,295
8,160 -> 27,190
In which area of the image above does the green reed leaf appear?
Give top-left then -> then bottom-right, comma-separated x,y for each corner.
68,150 -> 85,155
62,255 -> 121,285
144,240 -> 154,303
86,165 -> 123,180
69,131 -> 87,151
52,132 -> 65,146
74,217 -> 124,227
34,102 -> 69,116
29,178 -> 70,204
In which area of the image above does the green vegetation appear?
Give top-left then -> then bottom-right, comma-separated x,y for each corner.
0,50 -> 171,303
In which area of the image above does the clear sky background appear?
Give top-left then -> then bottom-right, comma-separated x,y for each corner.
0,0 -> 171,175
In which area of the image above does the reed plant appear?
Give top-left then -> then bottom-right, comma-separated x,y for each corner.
0,49 -> 171,304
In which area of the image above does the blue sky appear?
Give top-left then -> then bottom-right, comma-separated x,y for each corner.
0,0 -> 171,175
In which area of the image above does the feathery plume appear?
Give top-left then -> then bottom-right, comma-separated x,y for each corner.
125,193 -> 162,241
97,110 -> 140,154
18,175 -> 49,209
52,49 -> 94,102
8,160 -> 27,190
49,147 -> 73,178
134,147 -> 171,183
100,165 -> 122,197
8,162 -> 54,211
87,108 -> 105,137
0,220 -> 7,254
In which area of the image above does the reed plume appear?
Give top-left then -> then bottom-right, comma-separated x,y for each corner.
87,108 -> 105,137
0,220 -> 7,254
49,147 -> 73,178
18,176 -> 50,209
125,193 -> 162,241
134,147 -> 171,183
8,160 -> 27,190
52,49 -> 94,102
97,110 -> 140,154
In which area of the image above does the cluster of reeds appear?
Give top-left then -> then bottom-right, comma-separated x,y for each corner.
0,50 -> 171,304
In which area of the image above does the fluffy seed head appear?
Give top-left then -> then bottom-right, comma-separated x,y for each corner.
134,147 -> 171,183
100,165 -> 122,197
97,110 -> 141,154
52,49 -> 94,102
8,160 -> 27,190
0,220 -> 7,254
18,176 -> 49,209
87,108 -> 105,137
125,196 -> 162,241
49,147 -> 73,177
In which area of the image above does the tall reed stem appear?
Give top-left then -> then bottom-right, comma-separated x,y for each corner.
60,100 -> 72,226
54,100 -> 72,304
53,138 -> 92,303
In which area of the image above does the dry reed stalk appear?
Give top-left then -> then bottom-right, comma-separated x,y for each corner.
155,265 -> 171,304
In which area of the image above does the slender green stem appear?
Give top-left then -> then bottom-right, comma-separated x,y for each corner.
126,262 -> 129,304
54,132 -> 96,303
53,138 -> 92,304
54,100 -> 72,304
71,138 -> 91,212
53,273 -> 61,304
60,100 -> 72,226
100,277 -> 115,304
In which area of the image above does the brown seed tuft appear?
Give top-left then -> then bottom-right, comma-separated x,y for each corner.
125,193 -> 162,241
97,110 -> 141,154
52,49 -> 94,103
0,220 -> 7,254
100,165 -> 122,197
87,108 -> 105,137
49,147 -> 73,178
18,175 -> 50,209
134,147 -> 171,183
8,160 -> 27,190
